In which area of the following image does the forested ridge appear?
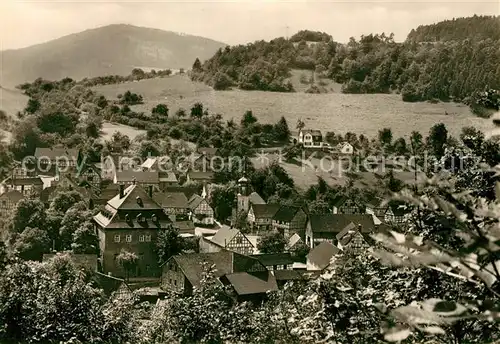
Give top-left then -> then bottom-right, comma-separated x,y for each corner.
190,15 -> 500,111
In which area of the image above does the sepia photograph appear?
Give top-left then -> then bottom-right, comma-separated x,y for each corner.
0,0 -> 499,343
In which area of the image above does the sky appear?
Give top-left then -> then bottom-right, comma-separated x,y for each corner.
0,0 -> 498,50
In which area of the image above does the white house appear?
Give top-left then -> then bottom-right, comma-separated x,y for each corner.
298,129 -> 323,148
338,142 -> 354,155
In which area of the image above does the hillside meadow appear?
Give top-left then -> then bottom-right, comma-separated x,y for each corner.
92,74 -> 493,138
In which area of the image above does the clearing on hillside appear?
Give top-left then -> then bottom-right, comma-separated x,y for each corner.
0,86 -> 29,118
92,74 -> 493,138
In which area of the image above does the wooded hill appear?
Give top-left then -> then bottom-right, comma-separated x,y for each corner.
190,15 -> 500,105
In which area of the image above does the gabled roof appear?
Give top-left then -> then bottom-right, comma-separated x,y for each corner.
273,205 -> 303,222
251,203 -> 280,219
169,251 -> 263,289
159,172 -> 178,183
209,226 -> 242,247
387,201 -> 411,216
115,170 -> 159,184
250,253 -> 295,267
337,229 -> 367,249
34,147 -> 79,160
223,271 -> 278,295
301,129 -> 322,137
187,171 -> 214,181
173,220 -> 195,233
164,186 -> 200,200
308,214 -> 375,234
249,192 -> 266,205
153,192 -> 189,209
2,176 -> 44,186
188,194 -> 207,210
307,242 -> 339,270
107,184 -> 162,211
273,269 -> 306,282
0,190 -> 24,202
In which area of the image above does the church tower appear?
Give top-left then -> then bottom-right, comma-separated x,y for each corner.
237,176 -> 251,214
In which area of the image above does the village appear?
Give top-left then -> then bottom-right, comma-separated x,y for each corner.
0,126 -> 412,307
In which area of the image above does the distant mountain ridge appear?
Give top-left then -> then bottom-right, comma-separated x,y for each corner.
0,24 -> 226,87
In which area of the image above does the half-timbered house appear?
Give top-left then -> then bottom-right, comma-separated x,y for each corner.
199,226 -> 255,256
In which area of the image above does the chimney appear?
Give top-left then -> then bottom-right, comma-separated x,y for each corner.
119,184 -> 125,198
148,185 -> 153,198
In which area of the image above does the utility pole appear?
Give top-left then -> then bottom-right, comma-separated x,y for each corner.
286,25 -> 290,40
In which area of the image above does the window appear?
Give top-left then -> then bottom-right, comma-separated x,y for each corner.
174,280 -> 177,286
236,236 -> 242,244
126,235 -> 132,242
169,279 -> 172,284
114,235 -> 120,243
139,235 -> 145,242
145,235 -> 151,242
1,201 -> 6,207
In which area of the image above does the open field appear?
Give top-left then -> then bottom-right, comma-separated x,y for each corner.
92,74 -> 493,138
0,86 -> 28,118
101,122 -> 146,141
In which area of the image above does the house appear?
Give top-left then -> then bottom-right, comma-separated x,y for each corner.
186,171 -> 215,184
77,163 -> 101,189
93,183 -> 121,206
250,253 -> 295,271
140,157 -> 178,189
273,269 -> 307,288
235,175 -> 266,218
336,226 -> 370,254
0,190 -> 24,217
298,129 -> 323,148
10,160 -> 36,178
306,242 -> 340,271
93,184 -> 173,278
272,205 -> 308,238
305,214 -> 376,249
337,142 -> 354,155
160,250 -> 267,295
99,154 -> 141,181
42,252 -> 98,272
384,201 -> 411,224
247,203 -> 281,232
164,185 -> 202,201
199,226 -> 255,256
153,192 -> 190,221
114,170 -> 160,190
220,271 -> 278,302
188,194 -> 214,226
365,196 -> 386,224
0,176 -> 44,196
34,147 -> 80,173
332,195 -> 365,214
173,220 -> 195,236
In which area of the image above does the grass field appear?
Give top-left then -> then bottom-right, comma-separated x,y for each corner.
92,73 -> 493,138
101,122 -> 146,142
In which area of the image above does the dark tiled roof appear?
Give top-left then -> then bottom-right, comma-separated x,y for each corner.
250,253 -> 295,267
308,214 -> 375,233
153,192 -> 189,208
188,194 -> 206,210
273,205 -> 302,222
107,184 -> 162,211
306,242 -> 339,270
249,192 -> 266,205
35,147 -> 79,160
251,204 -> 281,219
164,186 -> 200,200
40,186 -> 57,203
3,176 -> 44,186
387,201 -> 411,216
273,269 -> 305,281
115,170 -> 159,184
188,171 -> 214,181
223,271 -> 278,295
159,172 -> 178,183
170,251 -> 261,288
173,220 -> 195,233
301,129 -> 322,137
